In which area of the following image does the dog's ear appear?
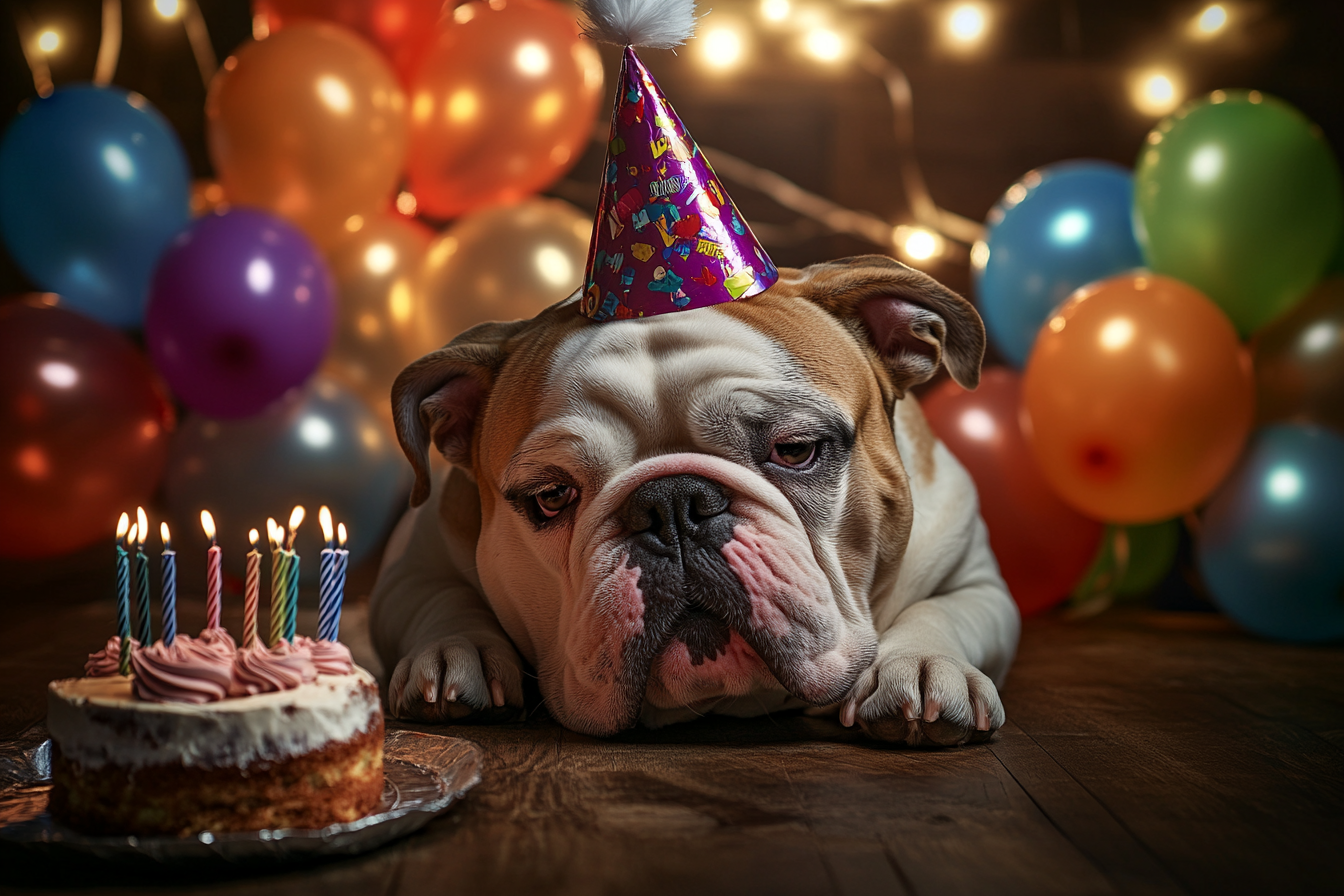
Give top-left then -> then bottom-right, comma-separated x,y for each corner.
793,255 -> 985,397
392,319 -> 529,507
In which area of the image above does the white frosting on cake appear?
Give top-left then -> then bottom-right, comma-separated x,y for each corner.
47,667 -> 380,771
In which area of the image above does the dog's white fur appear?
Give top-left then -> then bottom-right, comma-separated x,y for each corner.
371,258 -> 1020,744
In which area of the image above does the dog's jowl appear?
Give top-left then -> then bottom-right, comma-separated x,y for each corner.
372,256 -> 1021,745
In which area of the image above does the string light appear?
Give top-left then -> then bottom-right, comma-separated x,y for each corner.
945,4 -> 989,48
36,30 -> 60,53
760,0 -> 790,23
1192,4 -> 1228,37
154,0 -> 183,19
1131,70 -> 1183,116
804,28 -> 846,62
701,25 -> 746,71
894,225 -> 945,263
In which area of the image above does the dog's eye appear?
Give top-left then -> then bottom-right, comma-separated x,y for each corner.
769,441 -> 818,469
535,484 -> 578,518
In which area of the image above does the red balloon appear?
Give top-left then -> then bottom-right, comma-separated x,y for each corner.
922,368 -> 1104,616
405,0 -> 604,219
0,298 -> 175,559
252,0 -> 443,86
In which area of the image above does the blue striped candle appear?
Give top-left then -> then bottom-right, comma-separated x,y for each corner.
160,522 -> 177,647
134,544 -> 152,647
284,551 -> 299,642
115,541 -> 131,675
318,548 -> 344,641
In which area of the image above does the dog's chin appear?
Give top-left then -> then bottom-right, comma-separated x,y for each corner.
642,624 -> 785,711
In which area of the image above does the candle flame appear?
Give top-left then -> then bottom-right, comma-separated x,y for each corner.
288,505 -> 305,531
136,507 -> 148,545
319,505 -> 334,543
338,522 -> 347,548
127,523 -> 138,545
249,528 -> 259,548
200,509 -> 217,542
116,512 -> 129,540
160,521 -> 171,549
267,517 -> 280,548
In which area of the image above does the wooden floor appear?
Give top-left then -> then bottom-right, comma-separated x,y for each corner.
1,581 -> 1342,895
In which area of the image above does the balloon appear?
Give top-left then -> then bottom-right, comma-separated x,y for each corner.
321,213 -> 433,429
1134,90 -> 1342,336
405,0 -> 604,219
1197,424 -> 1344,642
0,298 -> 175,559
0,86 -> 191,328
922,368 -> 1104,617
164,376 -> 411,584
1113,519 -> 1181,596
145,208 -> 335,419
207,23 -> 408,250
1253,277 -> 1344,435
1022,273 -> 1254,523
252,0 -> 443,87
976,161 -> 1143,367
415,198 -> 591,352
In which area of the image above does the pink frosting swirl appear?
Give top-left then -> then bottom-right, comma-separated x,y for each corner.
130,634 -> 235,704
229,639 -> 319,697
293,635 -> 355,675
84,636 -> 140,677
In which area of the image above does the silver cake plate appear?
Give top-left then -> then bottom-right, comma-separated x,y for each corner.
0,727 -> 482,867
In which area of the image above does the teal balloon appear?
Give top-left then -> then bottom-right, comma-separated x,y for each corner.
1197,424 -> 1344,642
1134,91 -> 1343,336
0,85 -> 191,328
976,161 -> 1143,367
163,377 -> 411,585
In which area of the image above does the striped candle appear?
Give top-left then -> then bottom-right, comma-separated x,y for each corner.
268,519 -> 284,647
284,550 -> 299,642
244,529 -> 260,650
115,512 -> 131,675
319,548 -> 348,642
134,555 -> 152,647
160,522 -> 177,647
201,510 -> 222,630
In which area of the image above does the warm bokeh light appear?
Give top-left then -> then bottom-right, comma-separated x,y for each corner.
36,30 -> 60,53
760,0 -> 790,23
895,226 -> 944,262
395,191 -> 418,216
804,28 -> 846,62
1131,70 -> 1182,116
946,4 -> 988,46
701,26 -> 745,71
515,41 -> 550,77
155,0 -> 183,19
1193,4 -> 1228,37
364,243 -> 396,275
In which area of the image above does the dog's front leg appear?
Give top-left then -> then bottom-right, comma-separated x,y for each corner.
843,517 -> 1021,746
371,470 -> 525,723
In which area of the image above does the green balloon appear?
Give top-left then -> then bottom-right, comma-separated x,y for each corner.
1114,519 -> 1181,596
1134,91 -> 1342,335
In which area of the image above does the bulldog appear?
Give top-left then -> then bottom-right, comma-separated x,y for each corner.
370,255 -> 1020,745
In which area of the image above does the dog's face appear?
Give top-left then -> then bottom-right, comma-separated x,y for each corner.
393,257 -> 984,735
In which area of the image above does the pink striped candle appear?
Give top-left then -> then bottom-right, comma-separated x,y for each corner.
201,510 -> 222,630
244,528 -> 260,649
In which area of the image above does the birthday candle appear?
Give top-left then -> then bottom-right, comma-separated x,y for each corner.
318,506 -> 337,642
160,522 -> 177,647
284,505 -> 304,643
244,529 -> 260,650
114,512 -> 131,675
323,522 -> 350,642
267,518 -> 284,648
201,510 -> 222,630
134,507 -> 152,647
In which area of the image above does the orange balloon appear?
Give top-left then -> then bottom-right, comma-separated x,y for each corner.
0,298 -> 175,559
207,23 -> 408,250
321,212 -> 434,431
405,0 -> 604,219
252,0 -> 443,87
1021,273 -> 1254,523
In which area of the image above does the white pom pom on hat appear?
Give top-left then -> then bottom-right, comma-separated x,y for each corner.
577,0 -> 699,49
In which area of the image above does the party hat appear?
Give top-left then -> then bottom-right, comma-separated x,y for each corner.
577,0 -> 778,321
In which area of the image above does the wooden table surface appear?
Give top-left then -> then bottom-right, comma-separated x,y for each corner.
2,571 -> 1342,895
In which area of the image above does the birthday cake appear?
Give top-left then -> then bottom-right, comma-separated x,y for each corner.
46,631 -> 384,836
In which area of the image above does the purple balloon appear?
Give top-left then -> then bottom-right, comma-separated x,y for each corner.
146,208 -> 334,418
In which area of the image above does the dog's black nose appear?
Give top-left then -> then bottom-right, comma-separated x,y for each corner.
622,475 -> 731,552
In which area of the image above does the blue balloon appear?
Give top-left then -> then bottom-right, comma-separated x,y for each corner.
1197,424 -> 1344,643
163,377 -> 411,585
975,161 -> 1143,367
0,85 -> 190,328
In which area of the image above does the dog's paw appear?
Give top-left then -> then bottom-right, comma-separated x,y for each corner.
386,634 -> 525,724
839,652 -> 1005,746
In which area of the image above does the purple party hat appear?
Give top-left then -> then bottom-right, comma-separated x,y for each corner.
577,0 -> 778,321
